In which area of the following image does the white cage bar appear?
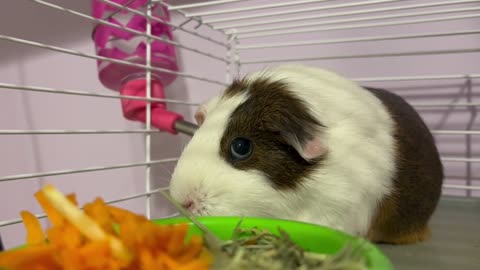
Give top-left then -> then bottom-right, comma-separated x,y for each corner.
230,6 -> 480,35
201,0 -> 399,24
214,0 -> 480,30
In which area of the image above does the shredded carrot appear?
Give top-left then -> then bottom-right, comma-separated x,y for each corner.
105,204 -> 148,223
83,198 -> 116,235
167,223 -> 190,256
157,252 -> 181,269
139,249 -> 157,270
0,184 -> 213,270
176,258 -> 211,270
20,211 -> 45,245
0,245 -> 55,269
176,235 -> 204,263
34,190 -> 64,227
66,193 -> 78,206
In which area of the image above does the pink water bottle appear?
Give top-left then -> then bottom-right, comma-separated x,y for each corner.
92,0 -> 188,134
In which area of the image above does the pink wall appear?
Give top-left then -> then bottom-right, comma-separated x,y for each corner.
0,0 -> 479,248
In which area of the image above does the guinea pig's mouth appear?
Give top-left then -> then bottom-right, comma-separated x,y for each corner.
175,191 -> 235,217
180,197 -> 208,216
184,202 -> 230,217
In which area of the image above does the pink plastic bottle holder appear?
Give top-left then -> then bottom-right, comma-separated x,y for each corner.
91,0 -> 184,134
92,0 -> 178,90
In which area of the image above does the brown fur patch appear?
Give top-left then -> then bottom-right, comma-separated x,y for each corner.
365,87 -> 443,245
219,77 -> 325,189
223,77 -> 250,99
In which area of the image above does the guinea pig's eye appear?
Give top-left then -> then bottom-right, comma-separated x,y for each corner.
230,137 -> 253,161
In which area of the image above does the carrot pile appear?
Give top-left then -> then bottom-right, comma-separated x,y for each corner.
0,184 -> 212,270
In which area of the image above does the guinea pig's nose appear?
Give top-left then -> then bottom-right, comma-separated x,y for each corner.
182,200 -> 194,210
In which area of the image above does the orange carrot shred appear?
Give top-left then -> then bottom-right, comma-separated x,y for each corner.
83,198 -> 115,235
2,185 -> 213,270
176,258 -> 211,270
167,223 -> 190,257
158,252 -> 181,269
61,224 -> 84,249
176,235 -> 203,263
35,190 -> 64,226
139,249 -> 157,270
66,193 -> 77,206
105,205 -> 148,223
20,211 -> 45,245
0,245 -> 54,269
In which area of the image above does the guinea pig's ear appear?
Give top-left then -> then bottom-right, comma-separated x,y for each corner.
282,129 -> 327,161
265,114 -> 327,161
194,104 -> 207,126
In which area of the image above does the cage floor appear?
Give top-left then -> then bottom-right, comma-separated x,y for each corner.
378,196 -> 480,269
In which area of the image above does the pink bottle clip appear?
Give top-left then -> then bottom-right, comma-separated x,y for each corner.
91,0 -> 183,134
120,78 -> 183,134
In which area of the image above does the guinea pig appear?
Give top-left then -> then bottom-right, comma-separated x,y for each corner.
168,64 -> 443,245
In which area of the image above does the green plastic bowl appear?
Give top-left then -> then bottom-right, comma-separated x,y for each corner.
1,216 -> 393,270
154,216 -> 393,270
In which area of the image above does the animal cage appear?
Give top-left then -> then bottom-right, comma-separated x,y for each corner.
0,0 -> 479,269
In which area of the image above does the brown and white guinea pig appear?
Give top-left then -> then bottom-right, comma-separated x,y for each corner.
168,64 -> 443,245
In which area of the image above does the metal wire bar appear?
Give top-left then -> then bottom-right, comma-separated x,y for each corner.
234,6 -> 480,35
354,74 -> 480,82
99,0 -> 227,47
145,0 -> 153,219
156,1 -> 219,33
0,83 -> 201,106
28,0 -> 227,62
241,48 -> 480,64
465,77 -> 475,197
215,0 -> 479,30
104,0 -> 137,23
202,0 -> 397,24
1,129 -> 478,135
167,0 -> 248,10
0,214 -> 46,228
412,102 -> 480,107
107,187 -> 169,204
442,157 -> 480,163
0,187 -> 169,227
0,159 -> 178,182
2,78 -> 478,107
445,175 -> 480,181
238,29 -> 480,50
4,75 -> 476,99
185,0 -> 338,17
238,13 -> 480,38
0,35 -> 227,86
0,130 -> 160,135
161,212 -> 181,218
443,184 -> 480,190
432,130 -> 480,135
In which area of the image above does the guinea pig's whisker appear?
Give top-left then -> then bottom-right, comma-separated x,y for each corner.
157,189 -> 223,251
